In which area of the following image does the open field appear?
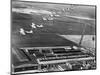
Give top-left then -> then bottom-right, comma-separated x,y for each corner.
12,12 -> 95,49
60,35 -> 95,49
61,35 -> 96,51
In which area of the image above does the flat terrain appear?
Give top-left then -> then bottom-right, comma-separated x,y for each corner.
12,12 -> 95,35
12,11 -> 95,48
60,35 -> 95,48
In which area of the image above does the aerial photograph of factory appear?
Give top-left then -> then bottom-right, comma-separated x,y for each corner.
11,0 -> 96,74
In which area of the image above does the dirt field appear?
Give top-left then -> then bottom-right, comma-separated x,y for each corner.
60,35 -> 95,49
